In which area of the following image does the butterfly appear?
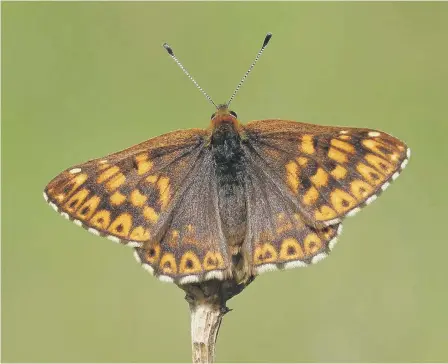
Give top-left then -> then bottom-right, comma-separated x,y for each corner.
44,33 -> 410,285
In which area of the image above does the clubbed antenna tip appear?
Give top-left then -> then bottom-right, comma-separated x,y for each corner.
163,43 -> 174,56
263,33 -> 273,48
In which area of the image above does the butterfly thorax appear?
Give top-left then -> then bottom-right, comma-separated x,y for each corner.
210,113 -> 247,256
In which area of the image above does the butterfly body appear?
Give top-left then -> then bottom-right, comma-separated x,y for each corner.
210,110 -> 247,251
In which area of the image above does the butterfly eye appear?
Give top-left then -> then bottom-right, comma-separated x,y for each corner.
211,113 -> 216,119
230,111 -> 238,118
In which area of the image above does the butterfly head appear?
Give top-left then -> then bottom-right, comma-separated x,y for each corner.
210,104 -> 240,130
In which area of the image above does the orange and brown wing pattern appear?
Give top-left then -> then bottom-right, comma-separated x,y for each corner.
44,129 -> 208,247
244,150 -> 342,275
133,152 -> 232,284
44,129 -> 233,284
244,119 -> 410,227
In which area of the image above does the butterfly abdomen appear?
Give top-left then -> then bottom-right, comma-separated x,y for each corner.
211,122 -> 247,250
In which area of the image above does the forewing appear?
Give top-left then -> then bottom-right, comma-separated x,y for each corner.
133,152 -> 232,284
44,129 -> 208,247
243,152 -> 342,275
244,119 -> 410,227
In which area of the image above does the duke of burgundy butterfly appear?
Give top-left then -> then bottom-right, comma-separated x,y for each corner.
44,33 -> 410,285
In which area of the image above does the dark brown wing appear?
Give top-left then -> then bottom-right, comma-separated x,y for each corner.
45,128 -> 233,284
243,119 -> 410,227
133,151 -> 232,284
44,129 -> 208,245
243,146 -> 342,275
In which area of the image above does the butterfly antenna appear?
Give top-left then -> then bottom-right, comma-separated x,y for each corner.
227,32 -> 273,107
163,42 -> 217,108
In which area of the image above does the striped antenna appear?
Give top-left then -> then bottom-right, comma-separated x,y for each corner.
163,43 -> 217,108
227,32 -> 272,107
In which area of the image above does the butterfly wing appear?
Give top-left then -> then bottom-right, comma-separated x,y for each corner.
243,119 -> 410,227
243,148 -> 342,275
44,128 -> 233,283
133,151 -> 232,284
44,129 -> 209,245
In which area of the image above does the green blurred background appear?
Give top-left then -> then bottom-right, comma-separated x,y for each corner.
3,2 -> 448,362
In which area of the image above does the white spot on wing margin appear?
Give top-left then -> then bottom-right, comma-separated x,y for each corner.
255,264 -> 278,275
158,275 -> 174,283
133,250 -> 142,264
143,264 -> 155,275
346,207 -> 361,217
284,261 -> 308,269
205,270 -> 225,280
49,202 -> 58,212
73,219 -> 83,227
179,275 -> 200,285
311,252 -> 328,264
88,228 -> 100,236
329,237 -> 338,250
107,235 -> 121,244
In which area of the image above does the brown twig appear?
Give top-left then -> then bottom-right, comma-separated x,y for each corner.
178,277 -> 255,364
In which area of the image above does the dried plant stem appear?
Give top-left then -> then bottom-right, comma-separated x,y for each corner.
178,277 -> 254,364
188,295 -> 224,363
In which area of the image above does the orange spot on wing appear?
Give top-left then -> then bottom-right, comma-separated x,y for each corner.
279,238 -> 305,261
315,205 -> 338,221
130,189 -> 148,207
110,191 -> 126,205
157,177 -> 170,209
330,189 -> 357,213
331,139 -> 355,153
129,226 -> 150,241
97,162 -> 110,170
144,244 -> 161,264
297,157 -> 308,166
145,175 -> 158,183
303,186 -> 319,206
285,161 -> 299,194
304,233 -> 323,255
357,162 -> 386,185
76,195 -> 101,219
65,188 -> 89,212
135,153 -> 153,175
310,167 -> 329,187
330,165 -> 348,179
90,210 -> 111,230
254,243 -> 278,265
56,173 -> 88,200
351,180 -> 374,200
159,253 -> 178,274
106,173 -> 125,191
97,166 -> 119,183
203,252 -> 225,270
179,252 -> 202,274
301,135 -> 315,154
143,206 -> 159,223
365,154 -> 394,174
328,147 -> 348,163
362,139 -> 395,158
108,213 -> 133,237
